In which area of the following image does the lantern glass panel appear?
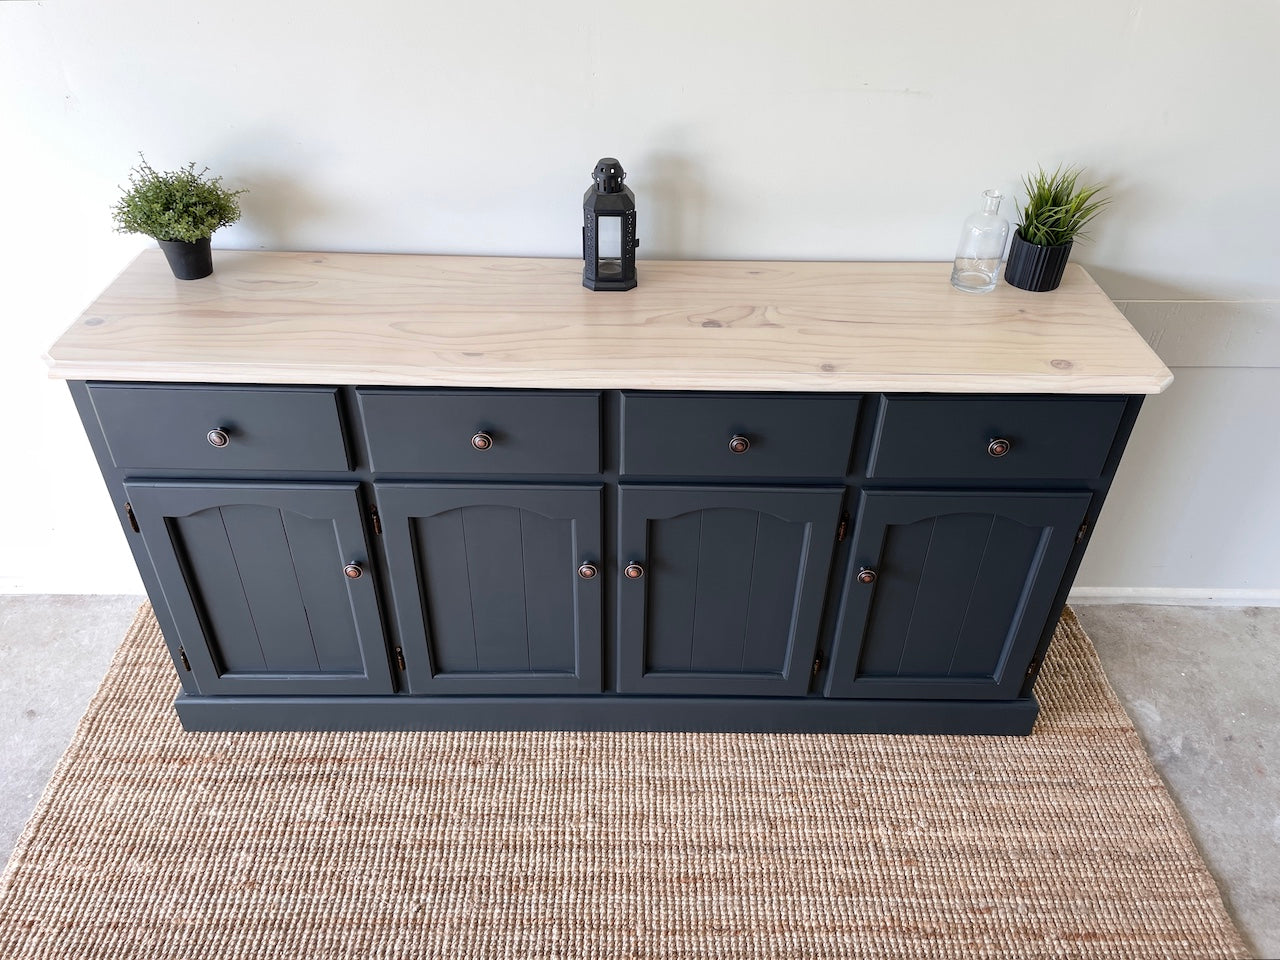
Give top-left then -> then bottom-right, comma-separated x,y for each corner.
598,216 -> 623,274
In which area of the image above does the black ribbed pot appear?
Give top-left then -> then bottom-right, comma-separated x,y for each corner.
157,237 -> 213,280
1003,231 -> 1073,292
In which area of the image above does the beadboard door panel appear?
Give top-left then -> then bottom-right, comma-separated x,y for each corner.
826,490 -> 1090,700
375,484 -> 603,694
616,485 -> 844,696
124,482 -> 392,696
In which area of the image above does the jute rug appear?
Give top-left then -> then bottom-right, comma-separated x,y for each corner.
0,606 -> 1250,959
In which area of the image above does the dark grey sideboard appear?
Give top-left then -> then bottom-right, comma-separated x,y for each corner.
47,253 -> 1172,734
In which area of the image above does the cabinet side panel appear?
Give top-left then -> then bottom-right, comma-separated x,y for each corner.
67,382 -> 199,694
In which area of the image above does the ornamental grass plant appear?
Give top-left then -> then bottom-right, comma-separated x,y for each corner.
1015,165 -> 1108,247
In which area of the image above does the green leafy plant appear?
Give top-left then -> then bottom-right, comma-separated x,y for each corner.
112,156 -> 245,242
1015,165 -> 1108,247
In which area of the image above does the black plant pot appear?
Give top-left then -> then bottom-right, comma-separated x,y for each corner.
157,237 -> 213,280
1003,231 -> 1073,292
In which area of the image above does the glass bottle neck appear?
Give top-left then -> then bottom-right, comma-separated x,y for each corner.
981,190 -> 1003,214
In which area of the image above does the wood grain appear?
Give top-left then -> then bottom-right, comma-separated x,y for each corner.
45,250 -> 1173,393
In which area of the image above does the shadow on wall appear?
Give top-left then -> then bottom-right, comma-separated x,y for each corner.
638,150 -> 708,259
1080,266 -> 1214,303
230,168 -> 338,251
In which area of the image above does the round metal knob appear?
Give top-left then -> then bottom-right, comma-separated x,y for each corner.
342,563 -> 364,580
577,562 -> 598,580
206,428 -> 230,448
471,432 -> 494,451
856,567 -> 877,585
624,562 -> 645,580
987,437 -> 1011,458
728,434 -> 751,455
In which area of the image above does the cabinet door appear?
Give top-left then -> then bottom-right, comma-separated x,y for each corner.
125,482 -> 392,696
375,484 -> 602,694
825,490 -> 1090,700
617,486 -> 844,695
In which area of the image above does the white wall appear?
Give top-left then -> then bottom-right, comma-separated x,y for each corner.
1,0 -> 1277,597
1073,301 -> 1280,603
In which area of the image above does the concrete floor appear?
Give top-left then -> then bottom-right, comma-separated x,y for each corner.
0,596 -> 144,860
1073,603 -> 1279,959
0,597 -> 1275,956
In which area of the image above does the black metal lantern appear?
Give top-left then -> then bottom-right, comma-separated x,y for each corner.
582,157 -> 638,291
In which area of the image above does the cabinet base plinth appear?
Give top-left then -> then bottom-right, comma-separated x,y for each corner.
174,693 -> 1040,736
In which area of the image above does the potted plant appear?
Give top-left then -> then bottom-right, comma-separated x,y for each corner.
112,156 -> 246,280
1004,165 -> 1108,292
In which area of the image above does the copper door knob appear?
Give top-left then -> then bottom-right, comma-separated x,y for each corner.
471,432 -> 494,451
342,563 -> 364,580
207,428 -> 230,448
856,567 -> 877,585
624,562 -> 645,580
987,437 -> 1011,458
728,434 -> 751,454
577,563 -> 598,580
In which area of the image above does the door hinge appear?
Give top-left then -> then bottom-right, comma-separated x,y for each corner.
178,646 -> 192,672
812,651 -> 824,677
370,503 -> 382,535
394,646 -> 406,671
124,502 -> 139,533
1076,520 -> 1089,544
836,513 -> 850,543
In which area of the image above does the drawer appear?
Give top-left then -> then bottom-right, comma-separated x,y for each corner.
356,389 -> 600,474
87,383 -> 350,473
621,393 -> 860,479
866,395 -> 1127,481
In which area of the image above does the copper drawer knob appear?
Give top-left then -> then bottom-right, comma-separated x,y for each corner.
471,432 -> 494,451
624,562 -> 645,580
342,563 -> 364,580
728,434 -> 751,455
206,428 -> 230,448
577,562 -> 598,580
856,567 -> 877,585
987,437 -> 1011,458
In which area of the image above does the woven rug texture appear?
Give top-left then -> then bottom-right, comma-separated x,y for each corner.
0,605 -> 1251,959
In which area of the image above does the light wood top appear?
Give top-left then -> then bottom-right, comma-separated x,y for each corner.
46,250 -> 1172,393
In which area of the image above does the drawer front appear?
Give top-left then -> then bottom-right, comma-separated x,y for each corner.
87,383 -> 350,473
866,396 -> 1127,481
356,389 -> 601,474
621,393 -> 860,479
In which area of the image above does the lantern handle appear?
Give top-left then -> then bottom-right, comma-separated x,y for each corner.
593,158 -> 626,193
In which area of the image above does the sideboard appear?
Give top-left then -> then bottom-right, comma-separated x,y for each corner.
46,252 -> 1171,734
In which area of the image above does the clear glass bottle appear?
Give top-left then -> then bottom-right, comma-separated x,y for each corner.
950,189 -> 1009,293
